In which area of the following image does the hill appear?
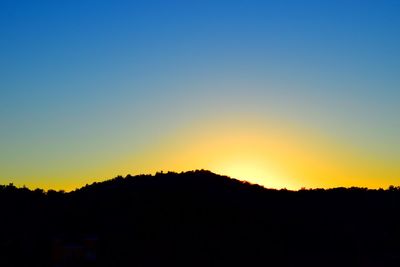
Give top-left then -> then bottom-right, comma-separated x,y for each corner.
1,170 -> 400,267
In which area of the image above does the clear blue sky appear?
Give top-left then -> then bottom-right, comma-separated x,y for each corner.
1,0 -> 399,190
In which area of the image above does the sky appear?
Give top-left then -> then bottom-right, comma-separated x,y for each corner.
1,0 -> 399,191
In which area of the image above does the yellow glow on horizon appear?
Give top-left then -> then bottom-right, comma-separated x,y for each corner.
114,116 -> 330,190
211,156 -> 291,189
9,115 -> 399,191
120,116 -> 400,191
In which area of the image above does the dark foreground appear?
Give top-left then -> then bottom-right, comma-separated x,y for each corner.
1,170 -> 400,267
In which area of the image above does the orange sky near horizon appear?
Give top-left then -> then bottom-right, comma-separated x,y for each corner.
129,117 -> 399,190
10,116 -> 397,192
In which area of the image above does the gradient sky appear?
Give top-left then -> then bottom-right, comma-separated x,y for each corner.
1,0 -> 399,190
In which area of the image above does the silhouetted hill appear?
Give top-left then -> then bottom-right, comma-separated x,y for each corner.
1,170 -> 400,267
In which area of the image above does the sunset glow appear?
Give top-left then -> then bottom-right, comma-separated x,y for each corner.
1,1 -> 399,191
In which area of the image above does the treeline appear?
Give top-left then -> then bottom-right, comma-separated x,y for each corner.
1,170 -> 400,267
